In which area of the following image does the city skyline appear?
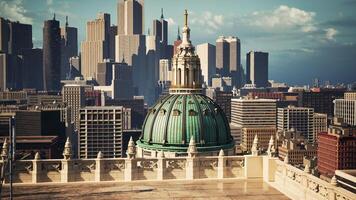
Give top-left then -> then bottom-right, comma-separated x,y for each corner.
0,0 -> 355,85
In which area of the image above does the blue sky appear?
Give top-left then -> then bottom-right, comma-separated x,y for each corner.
1,0 -> 356,85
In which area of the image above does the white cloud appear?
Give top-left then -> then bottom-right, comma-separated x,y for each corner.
0,0 -> 33,24
325,28 -> 338,40
46,0 -> 53,6
248,5 -> 316,32
166,18 -> 176,26
191,11 -> 224,33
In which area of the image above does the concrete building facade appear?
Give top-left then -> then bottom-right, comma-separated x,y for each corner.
196,43 -> 216,86
277,106 -> 314,143
79,106 -> 131,158
81,13 -> 110,79
246,51 -> 269,88
231,98 -> 276,127
43,16 -> 61,91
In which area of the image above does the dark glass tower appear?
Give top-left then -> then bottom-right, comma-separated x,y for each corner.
43,14 -> 61,91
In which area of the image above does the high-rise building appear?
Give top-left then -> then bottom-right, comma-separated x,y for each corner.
216,36 -> 230,77
116,0 -> 146,102
19,48 -> 43,90
158,59 -> 171,83
216,36 -> 242,87
62,83 -> 89,130
117,0 -> 144,35
152,8 -> 168,58
15,110 -> 66,139
230,123 -> 242,149
60,16 -> 78,80
0,53 -> 22,91
79,106 -> 131,158
196,43 -> 216,86
246,51 -> 269,88
97,59 -> 116,86
81,13 -> 110,79
0,17 -> 33,55
109,25 -> 117,60
314,113 -> 327,142
334,92 -> 356,126
43,15 -> 61,91
277,106 -> 314,143
241,127 -> 276,152
206,89 -> 232,122
231,97 -> 276,127
145,34 -> 161,104
105,96 -> 146,129
153,9 -> 168,46
300,88 -> 345,117
69,56 -> 81,78
318,118 -> 356,176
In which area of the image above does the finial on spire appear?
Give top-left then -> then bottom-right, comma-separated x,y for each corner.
53,13 -> 56,20
161,8 -> 164,19
184,9 -> 188,27
65,16 -> 68,27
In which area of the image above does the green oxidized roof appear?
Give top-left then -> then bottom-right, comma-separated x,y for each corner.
137,94 -> 235,152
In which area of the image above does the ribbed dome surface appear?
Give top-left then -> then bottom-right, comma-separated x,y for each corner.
137,94 -> 234,152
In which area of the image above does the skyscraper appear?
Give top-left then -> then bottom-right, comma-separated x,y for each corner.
196,43 -> 216,86
62,82 -> 89,130
116,0 -> 146,103
81,13 -> 110,79
109,25 -> 117,60
60,16 -> 78,80
216,36 -> 242,87
277,106 -> 314,143
117,0 -> 144,35
153,8 -> 168,58
43,15 -> 61,91
246,51 -> 269,88
19,48 -> 43,90
0,17 -> 33,55
216,36 -> 229,77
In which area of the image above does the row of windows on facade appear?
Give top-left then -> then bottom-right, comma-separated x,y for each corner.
80,114 -> 122,120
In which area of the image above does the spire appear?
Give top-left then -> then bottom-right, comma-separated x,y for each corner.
53,13 -> 56,20
65,16 -> 68,27
184,9 -> 188,27
177,26 -> 181,40
148,28 -> 150,35
251,134 -> 259,156
63,137 -> 72,160
181,9 -> 191,47
161,8 -> 164,19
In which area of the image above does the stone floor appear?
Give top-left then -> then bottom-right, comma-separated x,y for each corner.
1,179 -> 290,200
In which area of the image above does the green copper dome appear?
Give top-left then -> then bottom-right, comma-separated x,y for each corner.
137,94 -> 235,152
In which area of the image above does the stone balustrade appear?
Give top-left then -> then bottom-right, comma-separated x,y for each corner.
272,159 -> 356,200
0,155 -> 253,184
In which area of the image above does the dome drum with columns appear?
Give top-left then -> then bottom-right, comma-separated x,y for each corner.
136,10 -> 235,158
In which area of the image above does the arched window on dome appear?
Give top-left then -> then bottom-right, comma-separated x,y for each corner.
172,109 -> 181,116
160,109 -> 166,116
188,109 -> 197,116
